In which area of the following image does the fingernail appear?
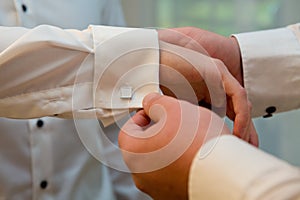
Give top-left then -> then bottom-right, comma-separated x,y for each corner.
143,93 -> 161,108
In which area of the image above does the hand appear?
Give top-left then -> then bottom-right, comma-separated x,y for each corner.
159,27 -> 243,85
159,41 -> 258,146
159,40 -> 208,105
118,93 -> 241,199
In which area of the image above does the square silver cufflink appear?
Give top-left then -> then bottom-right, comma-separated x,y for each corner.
120,86 -> 133,99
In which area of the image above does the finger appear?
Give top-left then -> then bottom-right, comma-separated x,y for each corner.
131,110 -> 151,127
120,93 -> 181,154
118,110 -> 152,152
232,99 -> 251,139
249,121 -> 259,147
159,41 -> 212,103
158,29 -> 184,45
158,29 -> 208,55
216,61 -> 251,139
142,93 -> 185,142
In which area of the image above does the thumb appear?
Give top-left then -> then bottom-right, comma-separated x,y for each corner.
142,93 -> 180,123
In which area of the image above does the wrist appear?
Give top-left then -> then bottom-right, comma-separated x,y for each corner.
228,36 -> 243,86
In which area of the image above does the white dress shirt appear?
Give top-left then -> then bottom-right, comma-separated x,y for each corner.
189,24 -> 300,199
0,1 -> 158,200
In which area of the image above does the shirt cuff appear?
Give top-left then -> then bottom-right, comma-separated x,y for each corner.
0,25 -> 160,126
233,27 -> 300,117
189,135 -> 300,200
91,25 -> 160,110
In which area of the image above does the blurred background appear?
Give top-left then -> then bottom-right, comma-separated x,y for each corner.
121,0 -> 300,166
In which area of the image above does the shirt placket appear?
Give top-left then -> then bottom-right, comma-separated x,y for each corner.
28,117 -> 53,200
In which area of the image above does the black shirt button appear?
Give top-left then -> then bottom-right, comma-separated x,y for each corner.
266,106 -> 276,114
263,106 -> 277,118
21,4 -> 27,12
36,119 -> 44,128
40,180 -> 48,189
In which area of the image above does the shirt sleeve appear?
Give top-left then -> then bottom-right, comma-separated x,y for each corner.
0,25 -> 159,124
189,135 -> 300,200
233,24 -> 300,118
